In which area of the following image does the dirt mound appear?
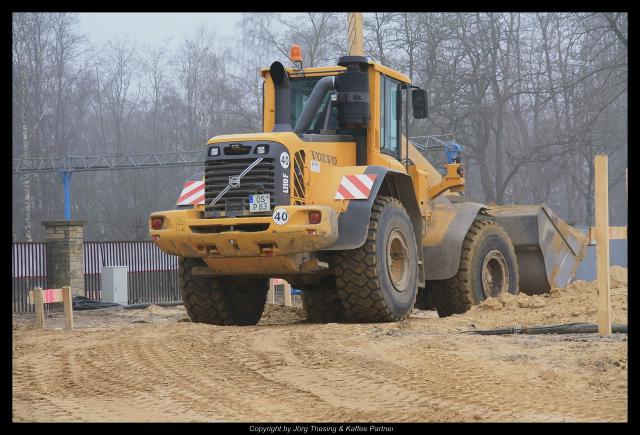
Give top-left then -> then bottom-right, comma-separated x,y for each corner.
118,304 -> 181,317
609,265 -> 627,288
115,303 -> 306,326
110,305 -> 189,325
445,266 -> 628,330
259,303 -> 306,325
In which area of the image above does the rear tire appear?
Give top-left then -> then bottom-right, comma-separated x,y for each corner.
430,218 -> 519,317
415,288 -> 436,311
301,278 -> 344,323
179,257 -> 268,325
334,196 -> 419,322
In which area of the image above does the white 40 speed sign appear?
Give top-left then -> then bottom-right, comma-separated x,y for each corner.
272,208 -> 289,225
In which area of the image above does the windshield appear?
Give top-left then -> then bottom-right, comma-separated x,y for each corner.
290,77 -> 339,131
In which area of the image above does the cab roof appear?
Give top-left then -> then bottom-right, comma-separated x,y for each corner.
260,60 -> 411,84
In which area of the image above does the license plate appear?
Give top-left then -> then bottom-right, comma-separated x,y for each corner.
249,194 -> 270,213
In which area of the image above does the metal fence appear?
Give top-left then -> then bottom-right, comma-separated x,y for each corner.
12,241 -> 180,313
271,283 -> 303,308
12,242 -> 47,313
84,241 -> 180,304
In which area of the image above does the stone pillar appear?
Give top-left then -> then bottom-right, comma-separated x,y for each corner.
42,221 -> 86,297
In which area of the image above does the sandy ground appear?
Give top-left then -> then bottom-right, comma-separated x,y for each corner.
13,267 -> 627,422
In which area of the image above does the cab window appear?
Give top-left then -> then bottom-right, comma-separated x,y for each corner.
380,75 -> 401,157
290,76 -> 338,131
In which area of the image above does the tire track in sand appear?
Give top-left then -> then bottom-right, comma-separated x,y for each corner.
13,315 -> 627,422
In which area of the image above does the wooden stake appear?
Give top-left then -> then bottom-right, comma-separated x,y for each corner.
347,13 -> 364,56
33,287 -> 44,329
62,286 -> 74,331
284,282 -> 292,307
595,155 -> 611,336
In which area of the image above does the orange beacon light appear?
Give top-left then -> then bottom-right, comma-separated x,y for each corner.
290,44 -> 302,64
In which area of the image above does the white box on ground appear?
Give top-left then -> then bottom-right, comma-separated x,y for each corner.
101,266 -> 129,305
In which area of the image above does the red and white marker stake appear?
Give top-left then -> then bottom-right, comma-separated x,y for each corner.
29,286 -> 74,331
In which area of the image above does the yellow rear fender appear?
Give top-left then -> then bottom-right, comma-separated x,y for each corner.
316,165 -> 425,285
318,167 -> 418,244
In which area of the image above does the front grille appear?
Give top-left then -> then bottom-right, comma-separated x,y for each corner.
205,158 -> 275,217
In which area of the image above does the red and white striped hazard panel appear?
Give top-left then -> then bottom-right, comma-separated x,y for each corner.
334,174 -> 377,200
177,180 -> 205,206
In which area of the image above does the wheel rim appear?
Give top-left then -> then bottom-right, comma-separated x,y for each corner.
387,229 -> 410,291
481,250 -> 509,299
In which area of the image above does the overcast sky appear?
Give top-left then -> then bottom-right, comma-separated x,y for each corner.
77,13 -> 248,48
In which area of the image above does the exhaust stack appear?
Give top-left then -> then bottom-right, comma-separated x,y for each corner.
270,61 -> 293,132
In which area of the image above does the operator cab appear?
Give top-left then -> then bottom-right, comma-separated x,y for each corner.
265,52 -> 429,166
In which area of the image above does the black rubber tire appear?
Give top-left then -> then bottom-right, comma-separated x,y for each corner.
430,218 -> 519,318
179,257 -> 268,325
414,288 -> 436,311
334,196 -> 419,322
301,278 -> 344,323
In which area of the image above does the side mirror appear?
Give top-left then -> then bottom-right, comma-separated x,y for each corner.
412,88 -> 428,119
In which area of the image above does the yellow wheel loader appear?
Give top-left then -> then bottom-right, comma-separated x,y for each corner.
149,51 -> 587,325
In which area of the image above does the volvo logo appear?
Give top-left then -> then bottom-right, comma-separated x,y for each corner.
229,176 -> 240,188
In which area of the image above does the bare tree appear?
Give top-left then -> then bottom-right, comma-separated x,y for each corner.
12,12 -> 627,241
101,38 -> 140,154
12,13 -> 54,240
244,13 -> 345,67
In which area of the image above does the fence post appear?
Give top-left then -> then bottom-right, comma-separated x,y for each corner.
33,287 -> 44,329
62,286 -> 74,330
595,155 -> 611,336
284,281 -> 292,307
267,279 -> 275,304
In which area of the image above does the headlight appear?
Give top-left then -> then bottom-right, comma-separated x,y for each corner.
209,146 -> 220,156
255,144 -> 268,155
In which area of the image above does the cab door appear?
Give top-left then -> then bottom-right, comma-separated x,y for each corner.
379,74 -> 402,160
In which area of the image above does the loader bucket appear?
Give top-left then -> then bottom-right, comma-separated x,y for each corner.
485,205 -> 589,295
